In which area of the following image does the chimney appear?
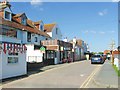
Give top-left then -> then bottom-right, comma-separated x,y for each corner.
0,0 -> 11,8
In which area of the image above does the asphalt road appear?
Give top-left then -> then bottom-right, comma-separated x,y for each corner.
2,60 -> 103,88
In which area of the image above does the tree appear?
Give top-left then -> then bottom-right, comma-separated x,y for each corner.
98,52 -> 103,55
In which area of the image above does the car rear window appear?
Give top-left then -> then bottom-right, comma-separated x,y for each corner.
92,55 -> 101,58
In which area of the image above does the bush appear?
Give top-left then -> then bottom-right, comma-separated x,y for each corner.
113,65 -> 120,77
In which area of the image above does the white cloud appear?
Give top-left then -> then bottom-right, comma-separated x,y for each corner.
30,0 -> 43,6
90,30 -> 96,34
108,30 -> 115,33
98,9 -> 108,16
99,31 -> 105,34
82,30 -> 89,34
112,0 -> 120,2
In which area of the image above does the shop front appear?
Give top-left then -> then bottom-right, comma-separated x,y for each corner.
42,39 -> 73,64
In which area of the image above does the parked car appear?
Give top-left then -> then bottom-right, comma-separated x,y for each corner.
91,54 -> 104,64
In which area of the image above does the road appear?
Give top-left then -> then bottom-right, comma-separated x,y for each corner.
2,60 -> 103,88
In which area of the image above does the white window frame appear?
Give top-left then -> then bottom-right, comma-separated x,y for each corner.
4,10 -> 11,21
8,53 -> 19,64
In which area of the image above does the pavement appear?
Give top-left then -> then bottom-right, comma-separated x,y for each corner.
89,60 -> 118,88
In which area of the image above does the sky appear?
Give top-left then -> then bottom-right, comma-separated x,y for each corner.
10,2 -> 118,52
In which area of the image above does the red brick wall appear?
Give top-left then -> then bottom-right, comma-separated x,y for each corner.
0,10 -> 4,18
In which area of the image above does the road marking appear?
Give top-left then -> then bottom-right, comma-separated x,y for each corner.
80,65 -> 102,88
80,74 -> 84,77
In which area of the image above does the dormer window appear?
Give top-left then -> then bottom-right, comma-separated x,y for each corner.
5,11 -> 11,20
21,17 -> 26,25
56,28 -> 58,34
40,25 -> 43,31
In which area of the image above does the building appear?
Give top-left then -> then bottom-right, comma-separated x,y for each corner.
44,23 -> 62,40
70,38 -> 87,61
42,39 -> 73,65
104,50 -> 111,55
0,1 -> 27,79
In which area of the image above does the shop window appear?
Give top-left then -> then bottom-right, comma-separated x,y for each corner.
47,51 -> 55,59
8,52 -> 18,64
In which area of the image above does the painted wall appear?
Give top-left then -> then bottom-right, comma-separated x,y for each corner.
0,51 -> 27,79
0,35 -> 21,44
52,25 -> 62,40
74,46 -> 81,61
26,44 -> 43,63
46,24 -> 62,40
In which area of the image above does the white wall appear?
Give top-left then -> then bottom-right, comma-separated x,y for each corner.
47,32 -> 52,38
0,51 -> 27,79
26,44 -> 43,63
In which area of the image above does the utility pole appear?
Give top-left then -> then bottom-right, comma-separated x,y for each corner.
109,39 -> 115,51
109,39 -> 115,64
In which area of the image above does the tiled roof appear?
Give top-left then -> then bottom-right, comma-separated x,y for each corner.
27,19 -> 35,28
13,13 -> 25,18
0,18 -> 50,38
34,20 -> 42,25
44,23 -> 56,32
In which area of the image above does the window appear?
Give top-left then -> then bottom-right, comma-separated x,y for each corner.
56,28 -> 58,34
5,11 -> 10,20
0,28 -> 17,38
47,51 -> 55,59
35,37 -> 38,42
8,52 -> 18,64
27,32 -> 31,42
40,25 -> 43,30
21,17 -> 26,25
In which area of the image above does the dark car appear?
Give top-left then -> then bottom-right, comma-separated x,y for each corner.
91,54 -> 104,64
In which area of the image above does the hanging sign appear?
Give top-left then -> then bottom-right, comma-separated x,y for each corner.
40,46 -> 46,53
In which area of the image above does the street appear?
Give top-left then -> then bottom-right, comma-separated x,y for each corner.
1,60 -> 106,88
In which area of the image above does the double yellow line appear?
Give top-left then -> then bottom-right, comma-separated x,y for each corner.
80,65 -> 102,88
